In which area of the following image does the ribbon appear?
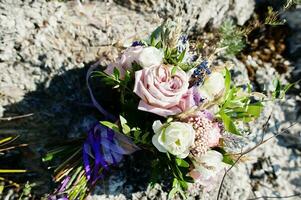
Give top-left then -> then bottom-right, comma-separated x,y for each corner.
86,61 -> 117,121
84,62 -> 139,183
83,123 -> 140,183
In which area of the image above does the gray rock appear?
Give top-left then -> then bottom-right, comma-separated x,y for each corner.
114,0 -> 255,32
282,8 -> 301,59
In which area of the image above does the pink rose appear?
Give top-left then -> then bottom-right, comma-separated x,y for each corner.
105,46 -> 143,79
178,86 -> 202,112
133,64 -> 190,117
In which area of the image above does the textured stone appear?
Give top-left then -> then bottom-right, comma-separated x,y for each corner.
114,0 -> 255,32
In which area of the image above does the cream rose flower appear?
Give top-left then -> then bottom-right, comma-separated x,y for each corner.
104,46 -> 143,79
133,64 -> 190,117
152,120 -> 195,158
189,150 -> 228,191
198,72 -> 225,101
104,46 -> 163,79
136,47 -> 163,68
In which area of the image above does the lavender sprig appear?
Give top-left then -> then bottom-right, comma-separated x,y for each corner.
192,60 -> 211,86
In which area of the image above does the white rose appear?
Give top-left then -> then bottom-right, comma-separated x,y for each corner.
152,120 -> 195,158
137,47 -> 163,68
198,72 -> 225,101
189,150 -> 228,190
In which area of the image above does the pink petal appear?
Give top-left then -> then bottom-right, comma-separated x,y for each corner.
138,100 -> 181,117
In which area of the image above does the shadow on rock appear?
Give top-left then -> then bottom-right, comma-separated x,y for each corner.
1,62 -> 152,197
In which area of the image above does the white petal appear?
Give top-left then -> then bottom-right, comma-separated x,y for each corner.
152,133 -> 167,153
152,120 -> 162,134
178,149 -> 190,158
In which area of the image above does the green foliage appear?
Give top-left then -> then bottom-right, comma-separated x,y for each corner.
168,178 -> 187,199
166,153 -> 193,199
43,142 -> 88,200
147,20 -> 188,66
175,158 -> 189,168
0,136 -> 27,172
100,121 -> 120,133
177,62 -> 198,72
18,182 -> 36,199
265,7 -> 286,26
92,71 -> 120,87
285,0 -> 301,8
272,79 -> 298,99
218,69 -> 264,135
218,20 -> 245,56
101,116 -> 150,145
214,147 -> 235,165
219,111 -> 240,135
171,66 -> 178,75
164,47 -> 186,65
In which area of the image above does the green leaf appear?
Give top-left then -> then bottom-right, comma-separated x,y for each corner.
222,87 -> 236,110
116,116 -> 131,134
155,41 -> 163,49
100,121 -> 119,132
273,79 -> 281,98
179,180 -> 188,190
222,154 -> 235,165
113,67 -> 120,80
183,176 -> 194,183
168,187 -> 178,199
214,147 -> 235,165
122,124 -> 131,134
245,103 -> 263,117
119,115 -> 127,125
42,146 -> 67,162
171,66 -> 178,75
219,111 -> 240,135
223,68 -> 232,98
177,50 -> 186,63
225,71 -> 232,95
175,158 -> 189,168
0,137 -> 13,145
141,132 -> 149,143
283,82 -> 294,94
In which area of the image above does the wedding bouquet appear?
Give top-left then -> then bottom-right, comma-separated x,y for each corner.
45,20 -> 276,200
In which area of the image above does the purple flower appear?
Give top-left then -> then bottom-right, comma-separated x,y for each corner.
131,41 -> 144,47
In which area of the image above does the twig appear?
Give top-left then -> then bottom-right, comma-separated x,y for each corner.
216,121 -> 297,200
0,136 -> 19,146
0,144 -> 28,152
248,193 -> 301,200
0,113 -> 33,121
0,176 -> 20,188
0,169 -> 27,173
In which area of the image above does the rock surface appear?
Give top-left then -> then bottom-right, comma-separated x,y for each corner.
114,0 -> 255,32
